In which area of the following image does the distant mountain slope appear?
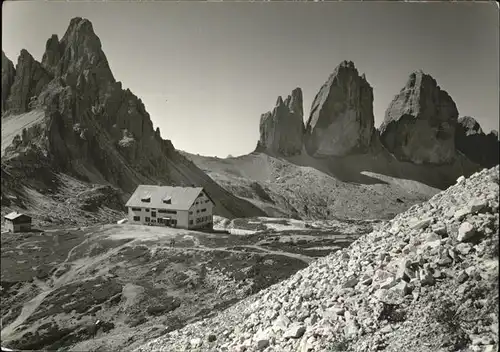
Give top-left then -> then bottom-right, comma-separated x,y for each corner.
181,151 -> 459,220
1,17 -> 265,223
186,61 -> 491,221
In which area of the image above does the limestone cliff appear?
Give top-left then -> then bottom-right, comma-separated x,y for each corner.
257,88 -> 304,156
379,71 -> 458,164
1,51 -> 16,113
455,116 -> 499,168
304,60 -> 375,157
1,17 -> 264,219
5,49 -> 52,114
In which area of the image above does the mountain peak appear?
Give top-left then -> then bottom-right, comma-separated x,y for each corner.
304,60 -> 375,157
1,50 -> 16,113
258,88 -> 304,156
66,17 -> 96,37
380,71 -> 458,164
53,17 -> 114,83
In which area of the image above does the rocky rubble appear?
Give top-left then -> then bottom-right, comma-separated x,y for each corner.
136,166 -> 499,352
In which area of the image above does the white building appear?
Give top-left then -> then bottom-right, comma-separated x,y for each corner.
125,185 -> 215,230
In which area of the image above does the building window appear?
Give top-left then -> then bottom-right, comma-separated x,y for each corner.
141,196 -> 151,203
189,211 -> 193,215
205,200 -> 209,203
201,208 -> 206,212
152,211 -> 156,218
189,220 -> 193,225
145,208 -> 150,212
158,209 -> 177,214
133,216 -> 140,221
196,210 -> 200,213
131,207 -> 141,211
145,217 -> 151,222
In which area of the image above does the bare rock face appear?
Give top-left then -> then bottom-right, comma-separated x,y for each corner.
1,51 -> 16,113
54,17 -> 115,85
257,88 -> 304,156
455,116 -> 499,168
5,49 -> 52,114
304,61 -> 375,157
2,17 -> 264,219
41,34 -> 62,75
380,71 -> 458,164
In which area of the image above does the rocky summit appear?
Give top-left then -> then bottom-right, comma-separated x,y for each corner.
1,51 -> 16,113
257,88 -> 304,156
137,166 -> 499,352
379,70 -> 459,165
455,116 -> 499,169
304,60 -> 376,157
5,49 -> 52,114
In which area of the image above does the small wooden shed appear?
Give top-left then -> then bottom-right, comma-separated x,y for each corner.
4,212 -> 32,233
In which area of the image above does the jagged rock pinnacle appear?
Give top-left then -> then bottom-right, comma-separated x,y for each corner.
379,71 -> 458,165
304,60 -> 375,157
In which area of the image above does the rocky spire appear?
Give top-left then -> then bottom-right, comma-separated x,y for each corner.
1,51 -> 16,114
41,34 -> 62,75
379,71 -> 458,164
304,60 -> 375,157
257,87 -> 304,156
5,49 -> 52,114
55,17 -> 115,84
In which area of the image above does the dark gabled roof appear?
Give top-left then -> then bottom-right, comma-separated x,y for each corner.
125,185 -> 213,211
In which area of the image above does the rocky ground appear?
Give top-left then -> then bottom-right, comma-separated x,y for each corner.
1,166 -> 126,230
137,166 -> 499,352
0,217 -> 374,351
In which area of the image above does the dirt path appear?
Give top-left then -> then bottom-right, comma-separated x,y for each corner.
54,237 -> 137,287
174,244 -> 314,264
1,290 -> 53,339
1,234 -> 136,340
236,245 -> 314,263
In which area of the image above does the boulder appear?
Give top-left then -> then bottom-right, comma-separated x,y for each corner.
379,70 -> 458,164
304,60 -> 375,157
257,88 -> 304,156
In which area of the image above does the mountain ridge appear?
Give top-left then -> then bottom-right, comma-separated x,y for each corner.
1,17 -> 265,222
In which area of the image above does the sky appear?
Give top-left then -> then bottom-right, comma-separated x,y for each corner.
2,1 -> 499,158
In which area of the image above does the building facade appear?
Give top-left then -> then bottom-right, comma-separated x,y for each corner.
125,185 -> 215,230
4,212 -> 32,232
